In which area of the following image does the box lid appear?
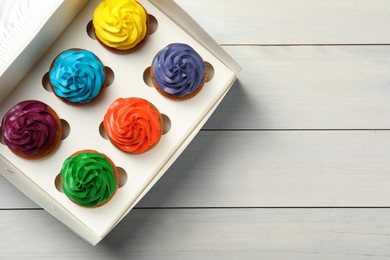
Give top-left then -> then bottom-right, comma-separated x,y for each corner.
0,0 -> 88,103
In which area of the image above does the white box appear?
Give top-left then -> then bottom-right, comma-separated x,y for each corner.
0,0 -> 240,245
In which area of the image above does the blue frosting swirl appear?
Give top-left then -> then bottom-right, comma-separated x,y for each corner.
49,49 -> 105,103
152,43 -> 206,97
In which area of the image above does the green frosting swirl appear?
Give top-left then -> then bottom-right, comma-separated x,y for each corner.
61,152 -> 117,207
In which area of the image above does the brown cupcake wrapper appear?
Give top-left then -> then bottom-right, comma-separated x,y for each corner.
150,66 -> 206,101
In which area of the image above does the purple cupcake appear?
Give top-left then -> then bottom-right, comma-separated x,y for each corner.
0,100 -> 62,159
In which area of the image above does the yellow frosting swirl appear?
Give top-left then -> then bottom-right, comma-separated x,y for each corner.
93,0 -> 148,50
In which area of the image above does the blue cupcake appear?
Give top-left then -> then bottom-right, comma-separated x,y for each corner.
49,49 -> 106,106
150,43 -> 206,100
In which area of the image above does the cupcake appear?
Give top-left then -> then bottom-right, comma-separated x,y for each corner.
49,49 -> 106,106
103,97 -> 162,154
0,100 -> 62,160
60,150 -> 118,208
92,0 -> 149,53
150,43 -> 206,100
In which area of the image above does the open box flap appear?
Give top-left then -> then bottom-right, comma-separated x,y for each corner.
0,0 -> 88,104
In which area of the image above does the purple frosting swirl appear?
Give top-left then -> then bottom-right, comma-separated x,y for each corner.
152,43 -> 206,97
1,100 -> 59,156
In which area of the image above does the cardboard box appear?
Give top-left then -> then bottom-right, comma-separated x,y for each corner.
0,0 -> 240,245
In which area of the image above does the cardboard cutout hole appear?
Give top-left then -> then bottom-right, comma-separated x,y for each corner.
116,166 -> 127,188
205,62 -> 214,82
161,114 -> 171,135
60,119 -> 70,140
86,20 -> 96,40
99,121 -> 108,140
104,66 -> 115,87
55,174 -> 63,193
0,130 -> 5,145
42,72 -> 52,92
148,15 -> 158,35
143,66 -> 153,87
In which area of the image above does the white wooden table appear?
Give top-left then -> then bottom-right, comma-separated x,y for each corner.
2,0 -> 390,258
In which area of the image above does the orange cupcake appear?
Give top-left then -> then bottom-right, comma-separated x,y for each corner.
103,97 -> 162,154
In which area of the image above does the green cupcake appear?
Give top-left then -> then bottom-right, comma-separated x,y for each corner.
60,150 -> 118,208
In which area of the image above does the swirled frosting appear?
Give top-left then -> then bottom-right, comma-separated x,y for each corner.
1,100 -> 59,157
104,98 -> 162,154
152,43 -> 206,97
93,0 -> 148,50
61,151 -> 117,208
49,49 -> 105,104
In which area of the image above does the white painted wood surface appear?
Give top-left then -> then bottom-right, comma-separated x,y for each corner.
2,209 -> 390,259
175,0 -> 390,45
1,0 -> 390,258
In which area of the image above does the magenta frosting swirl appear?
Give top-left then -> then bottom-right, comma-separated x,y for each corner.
1,100 -> 59,156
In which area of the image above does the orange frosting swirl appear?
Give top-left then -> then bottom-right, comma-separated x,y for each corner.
104,97 -> 162,154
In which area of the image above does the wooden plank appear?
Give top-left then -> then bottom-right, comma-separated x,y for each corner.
204,45 -> 390,130
141,130 -> 390,207
2,130 -> 390,208
174,0 -> 390,44
0,208 -> 390,259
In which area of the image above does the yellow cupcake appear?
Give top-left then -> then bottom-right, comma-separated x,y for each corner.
93,0 -> 149,53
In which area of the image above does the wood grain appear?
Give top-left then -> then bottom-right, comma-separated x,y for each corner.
1,209 -> 390,259
174,0 -> 390,44
130,130 -> 390,207
204,45 -> 390,130
1,0 -> 390,257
